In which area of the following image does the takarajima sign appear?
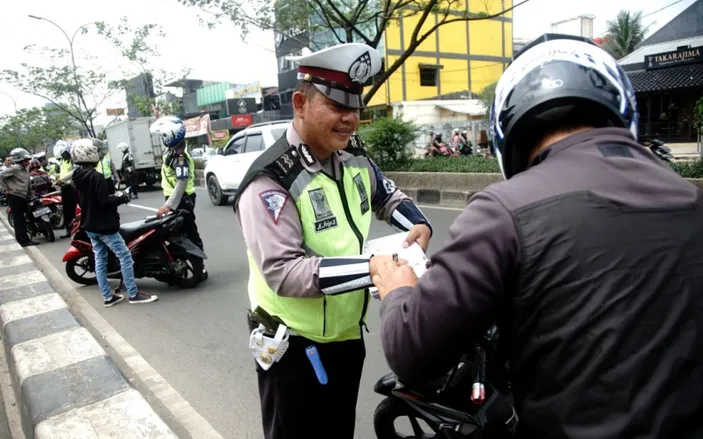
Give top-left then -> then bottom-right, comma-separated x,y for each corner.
646,45 -> 703,70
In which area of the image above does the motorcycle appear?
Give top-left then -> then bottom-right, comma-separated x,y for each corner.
62,204 -> 207,289
40,190 -> 63,230
643,138 -> 674,163
5,196 -> 55,243
373,325 -> 518,439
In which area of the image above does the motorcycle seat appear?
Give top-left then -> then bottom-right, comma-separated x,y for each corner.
119,217 -> 170,241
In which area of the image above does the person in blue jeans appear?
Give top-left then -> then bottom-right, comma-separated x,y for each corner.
70,138 -> 158,307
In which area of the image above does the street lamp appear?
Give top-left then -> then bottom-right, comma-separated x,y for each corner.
0,92 -> 19,114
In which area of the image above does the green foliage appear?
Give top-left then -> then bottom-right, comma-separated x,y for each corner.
693,96 -> 703,132
478,81 -> 497,113
0,107 -> 80,156
177,0 -> 531,104
668,160 -> 703,179
381,155 -> 501,173
604,10 -> 650,59
357,117 -> 418,167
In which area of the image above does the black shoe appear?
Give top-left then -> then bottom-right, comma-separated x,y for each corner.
103,294 -> 125,308
21,241 -> 40,247
60,232 -> 71,239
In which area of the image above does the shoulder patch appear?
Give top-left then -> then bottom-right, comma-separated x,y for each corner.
259,189 -> 289,224
274,146 -> 299,175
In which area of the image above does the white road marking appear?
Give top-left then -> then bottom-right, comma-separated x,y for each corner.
417,204 -> 465,212
126,203 -> 159,213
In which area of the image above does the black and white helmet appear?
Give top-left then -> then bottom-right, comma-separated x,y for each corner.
9,148 -> 31,164
490,33 -> 639,179
70,138 -> 105,165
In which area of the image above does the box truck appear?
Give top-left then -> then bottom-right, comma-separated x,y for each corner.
104,117 -> 163,187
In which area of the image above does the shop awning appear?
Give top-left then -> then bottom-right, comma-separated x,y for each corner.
434,101 -> 486,116
627,63 -> 703,93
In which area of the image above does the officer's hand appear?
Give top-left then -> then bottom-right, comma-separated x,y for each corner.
404,224 -> 432,252
371,256 -> 417,300
157,206 -> 172,218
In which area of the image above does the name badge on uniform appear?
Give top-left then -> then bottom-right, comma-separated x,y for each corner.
353,173 -> 369,215
174,154 -> 189,180
309,188 -> 338,232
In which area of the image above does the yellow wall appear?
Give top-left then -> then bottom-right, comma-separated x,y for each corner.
367,0 -> 513,106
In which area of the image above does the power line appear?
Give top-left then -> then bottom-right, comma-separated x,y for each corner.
642,0 -> 685,19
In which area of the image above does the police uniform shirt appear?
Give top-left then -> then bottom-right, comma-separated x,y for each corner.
236,125 -> 414,298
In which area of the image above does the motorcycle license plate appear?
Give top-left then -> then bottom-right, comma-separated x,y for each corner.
33,207 -> 51,218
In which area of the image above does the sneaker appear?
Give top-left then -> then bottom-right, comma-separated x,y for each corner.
129,292 -> 158,304
104,294 -> 125,308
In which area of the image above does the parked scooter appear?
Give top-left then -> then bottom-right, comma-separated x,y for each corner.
373,324 -> 517,439
40,190 -> 63,230
62,203 -> 207,289
642,138 -> 674,163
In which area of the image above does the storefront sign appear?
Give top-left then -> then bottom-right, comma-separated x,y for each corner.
646,45 -> 703,70
185,114 -> 211,138
106,108 -> 125,116
227,98 -> 257,115
226,81 -> 262,99
231,114 -> 253,128
212,130 -> 230,140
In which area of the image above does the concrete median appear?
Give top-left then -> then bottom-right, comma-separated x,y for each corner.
0,221 -> 177,439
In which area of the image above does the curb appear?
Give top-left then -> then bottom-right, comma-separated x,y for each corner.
0,220 -> 178,438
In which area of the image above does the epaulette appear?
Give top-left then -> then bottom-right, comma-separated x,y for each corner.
262,145 -> 304,191
345,134 -> 369,157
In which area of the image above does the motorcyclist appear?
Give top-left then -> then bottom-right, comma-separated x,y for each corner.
55,140 -> 77,239
373,33 -> 703,439
28,159 -> 53,196
33,151 -> 49,171
150,116 -> 207,280
117,142 -> 138,199
0,148 -> 37,246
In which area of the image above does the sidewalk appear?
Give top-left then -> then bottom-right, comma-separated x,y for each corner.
0,385 -> 11,439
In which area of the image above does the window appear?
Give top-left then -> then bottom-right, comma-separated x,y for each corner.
225,137 -> 245,155
419,65 -> 441,87
244,134 -> 264,153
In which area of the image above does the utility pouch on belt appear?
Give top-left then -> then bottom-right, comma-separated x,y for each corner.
247,307 -> 295,371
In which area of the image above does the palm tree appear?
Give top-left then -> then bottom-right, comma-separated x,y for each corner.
604,10 -> 650,59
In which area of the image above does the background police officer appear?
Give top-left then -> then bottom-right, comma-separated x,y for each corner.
373,34 -> 703,439
234,43 -> 432,439
150,116 -> 207,279
0,148 -> 37,246
96,147 -> 117,194
54,140 -> 76,239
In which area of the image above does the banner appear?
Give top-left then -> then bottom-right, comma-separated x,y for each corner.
212,130 -> 230,140
226,81 -> 262,99
231,114 -> 253,128
106,108 -> 125,116
185,114 -> 211,138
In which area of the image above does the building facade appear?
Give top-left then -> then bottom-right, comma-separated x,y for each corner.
619,0 -> 703,142
273,0 -> 513,114
125,73 -> 155,118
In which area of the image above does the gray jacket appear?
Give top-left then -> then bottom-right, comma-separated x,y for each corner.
0,165 -> 30,198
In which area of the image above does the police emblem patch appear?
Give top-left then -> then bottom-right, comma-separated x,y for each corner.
353,173 -> 369,215
259,190 -> 289,224
348,51 -> 372,84
309,188 -> 338,232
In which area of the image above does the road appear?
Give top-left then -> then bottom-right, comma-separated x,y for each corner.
35,186 -> 463,439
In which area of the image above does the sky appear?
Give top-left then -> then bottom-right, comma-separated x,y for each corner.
0,0 -> 697,124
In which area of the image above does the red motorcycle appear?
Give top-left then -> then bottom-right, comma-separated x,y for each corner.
62,205 -> 207,289
41,190 -> 64,230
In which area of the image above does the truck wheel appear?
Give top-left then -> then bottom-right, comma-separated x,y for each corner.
207,176 -> 228,206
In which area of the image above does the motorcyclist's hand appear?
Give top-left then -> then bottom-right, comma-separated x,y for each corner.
404,224 -> 432,252
371,256 -> 417,300
157,205 -> 171,218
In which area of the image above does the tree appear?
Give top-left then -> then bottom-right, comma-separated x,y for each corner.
604,10 -> 650,59
478,81 -> 497,113
178,0 -> 531,104
2,17 -> 169,137
97,18 -> 190,118
0,106 -> 80,156
358,117 -> 418,166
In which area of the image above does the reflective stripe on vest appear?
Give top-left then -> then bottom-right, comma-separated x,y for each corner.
97,153 -> 112,178
161,150 -> 195,197
247,155 -> 372,343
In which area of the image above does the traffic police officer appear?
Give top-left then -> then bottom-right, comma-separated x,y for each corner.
374,34 -> 703,439
55,140 -> 77,239
233,43 -> 433,439
96,148 -> 117,194
150,116 -> 207,280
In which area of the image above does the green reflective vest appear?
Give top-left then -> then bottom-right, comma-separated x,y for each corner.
97,152 -> 112,179
59,159 -> 73,185
238,137 -> 373,343
161,150 -> 195,197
